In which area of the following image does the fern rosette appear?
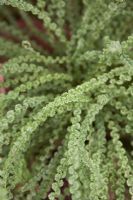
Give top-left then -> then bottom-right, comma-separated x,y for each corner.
0,0 -> 133,199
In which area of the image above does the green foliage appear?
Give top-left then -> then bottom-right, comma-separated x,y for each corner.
0,0 -> 133,199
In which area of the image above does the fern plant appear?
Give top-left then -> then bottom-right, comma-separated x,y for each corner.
0,0 -> 133,199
